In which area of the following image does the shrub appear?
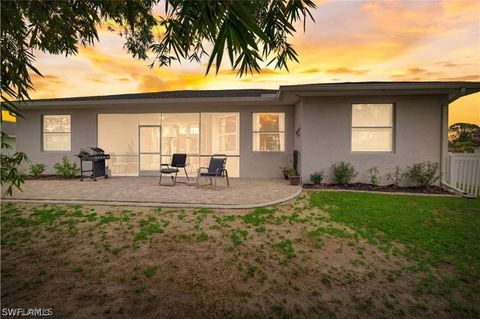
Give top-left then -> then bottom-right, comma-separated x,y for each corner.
385,166 -> 403,186
403,162 -> 439,188
54,156 -> 79,178
284,168 -> 297,177
293,150 -> 299,176
367,167 -> 380,186
310,171 -> 324,185
29,163 -> 46,178
331,162 -> 357,185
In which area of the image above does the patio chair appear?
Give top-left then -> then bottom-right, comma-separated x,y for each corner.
196,154 -> 230,189
159,153 -> 189,186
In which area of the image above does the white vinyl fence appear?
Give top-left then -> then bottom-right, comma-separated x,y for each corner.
447,153 -> 480,195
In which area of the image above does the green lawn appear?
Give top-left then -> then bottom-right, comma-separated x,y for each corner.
1,192 -> 479,318
311,192 -> 480,316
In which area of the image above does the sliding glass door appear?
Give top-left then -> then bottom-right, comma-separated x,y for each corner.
139,125 -> 161,174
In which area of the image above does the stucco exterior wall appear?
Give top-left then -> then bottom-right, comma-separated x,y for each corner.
295,95 -> 447,184
16,94 -> 447,182
16,108 -> 97,174
16,103 -> 294,178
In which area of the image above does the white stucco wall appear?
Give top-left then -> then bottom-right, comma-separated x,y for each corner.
16,108 -> 97,173
295,95 -> 447,184
16,102 -> 294,178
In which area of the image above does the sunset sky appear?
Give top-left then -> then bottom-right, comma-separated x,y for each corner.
26,0 -> 480,125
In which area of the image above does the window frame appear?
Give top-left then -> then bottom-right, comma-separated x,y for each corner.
215,113 -> 240,155
42,114 -> 72,152
351,103 -> 395,153
252,112 -> 286,152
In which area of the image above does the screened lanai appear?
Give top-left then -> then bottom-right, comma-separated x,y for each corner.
97,113 -> 240,177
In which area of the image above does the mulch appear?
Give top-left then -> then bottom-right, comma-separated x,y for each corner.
303,182 -> 450,194
26,175 -> 78,180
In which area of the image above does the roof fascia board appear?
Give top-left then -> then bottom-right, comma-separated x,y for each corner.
278,82 -> 480,103
19,96 -> 286,109
280,82 -> 480,92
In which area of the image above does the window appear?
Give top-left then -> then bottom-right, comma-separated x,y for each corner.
352,104 -> 393,152
201,113 -> 239,155
201,113 -> 240,176
252,113 -> 285,151
161,113 -> 200,175
162,113 -> 200,156
43,115 -> 71,151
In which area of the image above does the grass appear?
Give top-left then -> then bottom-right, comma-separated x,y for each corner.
143,266 -> 156,278
134,216 -> 169,241
310,191 -> 480,315
310,192 -> 480,268
230,228 -> 248,246
1,193 -> 479,318
241,207 -> 275,225
273,239 -> 295,259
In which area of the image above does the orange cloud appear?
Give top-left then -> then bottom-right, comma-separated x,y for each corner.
29,74 -> 69,98
326,67 -> 368,75
440,75 -> 480,81
291,0 -> 479,74
79,47 -> 207,92
218,68 -> 280,76
391,67 -> 440,80
300,67 -> 320,74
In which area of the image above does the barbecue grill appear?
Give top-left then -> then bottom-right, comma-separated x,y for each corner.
76,147 -> 110,181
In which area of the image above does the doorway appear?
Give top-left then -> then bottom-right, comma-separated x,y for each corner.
139,125 -> 161,175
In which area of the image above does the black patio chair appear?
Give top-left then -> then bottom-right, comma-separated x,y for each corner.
159,153 -> 189,186
196,154 -> 230,189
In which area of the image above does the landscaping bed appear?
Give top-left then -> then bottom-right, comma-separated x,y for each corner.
303,183 -> 450,194
25,174 -> 79,180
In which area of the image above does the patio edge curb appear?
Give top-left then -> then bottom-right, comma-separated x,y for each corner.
1,188 -> 303,209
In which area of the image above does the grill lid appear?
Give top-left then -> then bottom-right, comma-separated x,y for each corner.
77,150 -> 91,157
90,147 -> 105,154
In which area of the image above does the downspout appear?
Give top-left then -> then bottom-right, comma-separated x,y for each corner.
441,88 -> 474,197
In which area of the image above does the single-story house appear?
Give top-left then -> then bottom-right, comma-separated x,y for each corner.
15,81 -> 480,184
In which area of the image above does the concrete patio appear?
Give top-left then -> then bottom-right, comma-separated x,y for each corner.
3,177 -> 302,208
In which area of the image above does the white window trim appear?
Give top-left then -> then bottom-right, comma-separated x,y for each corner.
42,115 -> 71,152
252,112 -> 286,152
216,113 -> 240,155
351,104 -> 395,153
